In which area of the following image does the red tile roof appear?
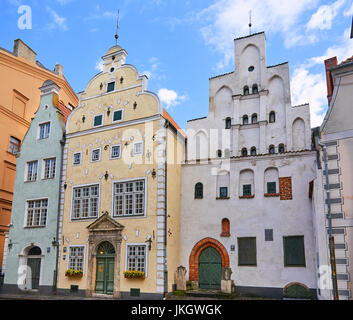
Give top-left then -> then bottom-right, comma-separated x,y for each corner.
163,109 -> 187,139
57,100 -> 73,123
339,55 -> 353,66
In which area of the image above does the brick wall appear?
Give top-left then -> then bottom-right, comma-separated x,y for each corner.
279,177 -> 293,200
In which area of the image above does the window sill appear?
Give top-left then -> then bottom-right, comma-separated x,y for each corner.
194,197 -> 203,200
238,264 -> 257,267
24,226 -> 46,229
264,193 -> 280,197
216,197 -> 230,200
239,195 -> 255,199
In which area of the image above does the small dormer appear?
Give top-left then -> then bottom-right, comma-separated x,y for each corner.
101,45 -> 128,72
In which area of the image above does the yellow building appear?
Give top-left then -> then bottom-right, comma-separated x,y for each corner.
57,44 -> 186,298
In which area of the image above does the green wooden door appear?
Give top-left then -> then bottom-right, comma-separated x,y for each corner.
198,247 -> 222,290
27,258 -> 41,289
95,257 -> 115,294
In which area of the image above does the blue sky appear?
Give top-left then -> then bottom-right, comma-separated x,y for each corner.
1,0 -> 353,130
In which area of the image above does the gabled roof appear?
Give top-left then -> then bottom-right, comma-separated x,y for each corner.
163,109 -> 187,139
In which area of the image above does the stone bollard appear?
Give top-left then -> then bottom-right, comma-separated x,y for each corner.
174,266 -> 187,291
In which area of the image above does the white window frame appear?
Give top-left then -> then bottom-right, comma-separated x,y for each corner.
93,114 -> 104,128
42,157 -> 56,180
112,109 -> 124,123
91,148 -> 101,163
67,245 -> 86,273
111,177 -> 147,219
132,141 -> 144,156
37,121 -> 51,140
70,183 -> 100,221
25,160 -> 38,182
125,243 -> 148,277
73,152 -> 82,166
24,198 -> 49,228
106,81 -> 116,93
110,144 -> 122,160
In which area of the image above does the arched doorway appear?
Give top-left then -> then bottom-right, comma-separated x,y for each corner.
26,246 -> 42,290
95,242 -> 115,295
199,247 -> 222,289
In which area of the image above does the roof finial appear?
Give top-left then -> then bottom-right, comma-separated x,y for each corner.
249,10 -> 252,35
114,9 -> 120,45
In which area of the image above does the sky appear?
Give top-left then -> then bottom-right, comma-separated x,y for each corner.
1,0 -> 353,130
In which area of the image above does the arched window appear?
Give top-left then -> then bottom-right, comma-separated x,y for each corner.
241,148 -> 248,157
251,113 -> 258,124
243,86 -> 250,95
278,144 -> 285,153
250,147 -> 257,156
221,218 -> 230,237
217,171 -> 230,199
252,84 -> 258,94
217,149 -> 222,158
269,111 -> 276,123
225,117 -> 232,129
269,145 -> 275,154
243,115 -> 249,125
264,167 -> 279,195
195,183 -> 203,199
28,246 -> 41,256
239,169 -> 255,197
97,241 -> 115,255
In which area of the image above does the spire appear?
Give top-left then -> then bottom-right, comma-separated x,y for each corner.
249,10 -> 252,35
114,9 -> 120,45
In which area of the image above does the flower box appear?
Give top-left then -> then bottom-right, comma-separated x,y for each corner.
264,193 -> 280,197
239,195 -> 255,199
123,271 -> 145,279
65,269 -> 83,278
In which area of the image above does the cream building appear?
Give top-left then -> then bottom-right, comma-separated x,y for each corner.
57,44 -> 185,299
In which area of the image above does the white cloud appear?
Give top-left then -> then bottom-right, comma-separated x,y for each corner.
158,88 -> 187,109
306,0 -> 345,31
343,2 -> 353,16
95,60 -> 104,72
56,0 -> 74,5
142,57 -> 166,81
46,7 -> 68,31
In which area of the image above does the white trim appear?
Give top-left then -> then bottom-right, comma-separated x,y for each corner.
132,141 -> 144,156
37,120 -> 51,140
41,157 -> 57,180
112,109 -> 124,124
66,244 -> 87,274
81,84 -> 143,102
23,197 -> 49,229
110,144 -> 122,160
91,148 -> 101,163
124,243 -> 149,277
72,151 -> 82,166
24,160 -> 39,182
93,114 -> 104,128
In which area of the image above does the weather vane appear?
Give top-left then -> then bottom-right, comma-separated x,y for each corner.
249,10 -> 252,35
115,9 -> 120,45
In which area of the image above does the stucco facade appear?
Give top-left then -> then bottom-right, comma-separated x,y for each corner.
56,44 -> 185,299
180,32 -> 318,298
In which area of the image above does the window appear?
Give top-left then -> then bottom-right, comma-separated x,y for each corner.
225,117 -> 231,129
221,218 -> 230,237
9,137 -> 20,154
265,229 -> 274,241
269,145 -> 275,154
73,153 -> 81,165
113,110 -> 123,122
93,115 -> 103,127
219,187 -> 228,198
91,149 -> 101,162
26,199 -> 48,227
250,147 -> 257,156
111,145 -> 121,159
267,182 -> 277,194
126,245 -> 147,273
251,114 -> 258,124
68,246 -> 84,271
248,66 -> 255,72
243,86 -> 249,95
107,82 -> 115,93
217,149 -> 222,158
194,183 -> 203,199
43,158 -> 56,179
283,236 -> 306,267
238,237 -> 257,266
72,185 -> 99,220
26,161 -> 38,182
252,84 -> 258,94
113,180 -> 145,217
133,142 -> 143,156
243,184 -> 252,196
39,122 -> 50,139
242,115 -> 249,125
269,111 -> 276,123
278,144 -> 285,153
241,148 -> 248,157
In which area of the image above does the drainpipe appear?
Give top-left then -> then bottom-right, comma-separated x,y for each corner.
163,120 -> 169,299
318,138 -> 339,300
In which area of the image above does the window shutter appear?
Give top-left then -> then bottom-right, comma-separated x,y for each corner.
283,236 -> 305,266
238,237 -> 257,266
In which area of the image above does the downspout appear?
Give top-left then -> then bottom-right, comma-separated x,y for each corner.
163,120 -> 169,299
318,138 -> 339,300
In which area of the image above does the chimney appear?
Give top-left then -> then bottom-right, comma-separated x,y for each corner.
324,57 -> 337,103
54,63 -> 64,76
13,39 -> 37,64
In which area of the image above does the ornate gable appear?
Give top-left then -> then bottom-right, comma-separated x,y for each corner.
87,212 -> 124,232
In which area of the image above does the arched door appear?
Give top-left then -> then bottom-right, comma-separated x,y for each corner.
198,247 -> 222,290
95,242 -> 115,295
27,246 -> 41,290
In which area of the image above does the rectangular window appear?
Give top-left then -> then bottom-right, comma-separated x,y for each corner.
243,184 -> 252,196
43,158 -> 56,179
283,236 -> 306,267
39,122 -> 50,139
267,182 -> 276,194
113,110 -> 123,122
26,161 -> 38,182
113,180 -> 145,217
69,246 -> 84,271
219,187 -> 228,198
73,153 -> 81,165
126,245 -> 147,273
133,142 -> 143,156
238,237 -> 257,266
72,185 -> 99,220
93,115 -> 103,127
9,136 -> 21,154
26,199 -> 48,227
111,145 -> 121,159
107,82 -> 115,93
91,149 -> 101,162
265,229 -> 274,241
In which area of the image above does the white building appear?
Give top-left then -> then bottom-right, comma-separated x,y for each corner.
180,32 -> 318,299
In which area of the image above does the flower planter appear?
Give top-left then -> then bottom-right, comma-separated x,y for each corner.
123,271 -> 145,279
65,269 -> 83,278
